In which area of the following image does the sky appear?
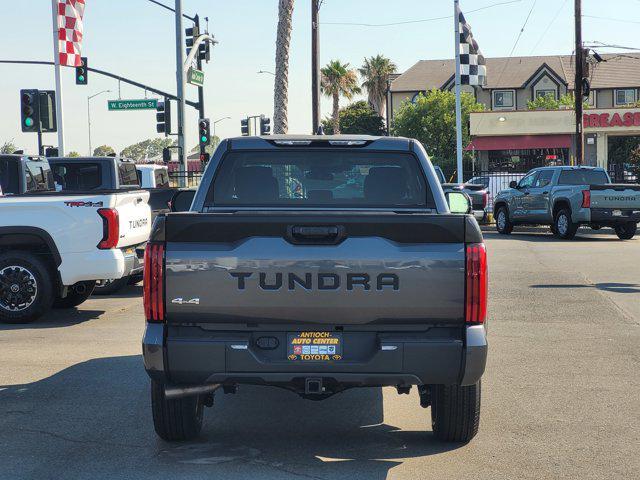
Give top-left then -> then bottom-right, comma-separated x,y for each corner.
1,0 -> 639,155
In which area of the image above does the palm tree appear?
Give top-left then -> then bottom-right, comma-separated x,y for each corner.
273,0 -> 295,134
359,54 -> 397,118
321,60 -> 361,134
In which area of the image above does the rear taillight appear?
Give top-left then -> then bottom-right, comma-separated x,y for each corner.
482,192 -> 489,208
582,190 -> 591,208
465,243 -> 487,324
97,208 -> 119,249
143,243 -> 165,322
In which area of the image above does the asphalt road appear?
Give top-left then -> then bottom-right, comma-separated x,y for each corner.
1,227 -> 639,480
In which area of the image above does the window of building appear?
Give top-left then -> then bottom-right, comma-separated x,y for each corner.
536,89 -> 557,100
411,92 -> 425,103
492,90 -> 515,109
615,89 -> 636,106
588,90 -> 597,107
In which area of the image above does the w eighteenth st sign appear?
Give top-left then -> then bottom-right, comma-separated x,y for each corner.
108,99 -> 158,111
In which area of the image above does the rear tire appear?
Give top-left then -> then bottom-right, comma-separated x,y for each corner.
495,207 -> 513,234
431,382 -> 481,443
554,209 -> 578,239
151,380 -> 204,441
614,222 -> 637,240
53,281 -> 96,309
0,252 -> 54,324
93,277 -> 129,295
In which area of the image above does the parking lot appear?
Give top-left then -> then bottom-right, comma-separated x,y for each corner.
1,228 -> 639,480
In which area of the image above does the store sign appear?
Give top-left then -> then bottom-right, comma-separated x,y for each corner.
583,111 -> 640,128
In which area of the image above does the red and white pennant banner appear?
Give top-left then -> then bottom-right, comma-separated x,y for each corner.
57,0 -> 85,67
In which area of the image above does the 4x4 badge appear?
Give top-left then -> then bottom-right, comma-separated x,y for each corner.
171,298 -> 200,305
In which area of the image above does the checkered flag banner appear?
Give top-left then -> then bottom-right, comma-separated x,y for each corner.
57,0 -> 85,67
457,5 -> 486,86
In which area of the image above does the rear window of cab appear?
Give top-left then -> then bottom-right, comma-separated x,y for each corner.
207,151 -> 434,208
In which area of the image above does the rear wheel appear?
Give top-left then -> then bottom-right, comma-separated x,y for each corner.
93,277 -> 129,295
554,209 -> 578,239
151,380 -> 204,441
0,252 -> 54,324
431,382 -> 481,443
495,207 -> 513,234
53,281 -> 96,309
614,222 -> 637,240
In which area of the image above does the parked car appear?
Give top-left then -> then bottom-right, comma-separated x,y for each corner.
494,166 -> 640,239
0,154 -> 151,323
48,156 -> 153,294
434,166 -> 489,222
142,135 -> 488,443
467,172 -> 526,210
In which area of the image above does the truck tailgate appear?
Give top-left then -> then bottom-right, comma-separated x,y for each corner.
163,213 -> 471,326
113,190 -> 151,248
590,184 -> 640,209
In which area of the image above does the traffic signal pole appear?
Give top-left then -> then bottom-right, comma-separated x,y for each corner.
175,0 -> 187,186
195,15 -> 206,161
50,0 -> 65,155
311,0 -> 321,134
574,0 -> 584,165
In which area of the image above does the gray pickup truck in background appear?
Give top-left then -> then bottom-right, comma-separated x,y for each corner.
494,166 -> 640,239
142,135 -> 488,444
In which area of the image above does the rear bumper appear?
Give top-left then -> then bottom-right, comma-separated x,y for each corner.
142,324 -> 487,389
590,208 -> 640,225
122,243 -> 145,277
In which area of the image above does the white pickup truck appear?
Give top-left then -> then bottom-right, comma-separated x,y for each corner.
0,154 -> 151,323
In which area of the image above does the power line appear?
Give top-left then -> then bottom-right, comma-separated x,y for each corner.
321,0 -> 522,27
583,14 -> 640,25
494,0 -> 537,86
529,0 -> 568,54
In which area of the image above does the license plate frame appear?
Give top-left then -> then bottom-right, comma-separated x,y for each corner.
287,332 -> 343,362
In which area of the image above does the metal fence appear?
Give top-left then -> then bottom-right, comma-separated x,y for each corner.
168,171 -> 203,188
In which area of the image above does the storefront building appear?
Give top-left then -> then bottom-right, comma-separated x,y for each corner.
388,53 -> 640,177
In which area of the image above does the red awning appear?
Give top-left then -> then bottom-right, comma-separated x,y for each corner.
465,134 -> 572,151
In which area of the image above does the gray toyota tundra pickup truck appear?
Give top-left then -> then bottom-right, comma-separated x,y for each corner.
142,135 -> 488,443
494,166 -> 640,239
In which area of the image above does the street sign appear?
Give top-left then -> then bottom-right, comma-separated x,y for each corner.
107,99 -> 158,111
188,67 -> 205,87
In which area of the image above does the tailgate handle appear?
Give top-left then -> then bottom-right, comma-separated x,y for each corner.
287,225 -> 345,245
292,226 -> 338,238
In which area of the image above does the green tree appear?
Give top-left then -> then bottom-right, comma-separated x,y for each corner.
391,90 -> 484,172
93,145 -> 115,156
321,101 -> 385,135
67,151 -> 81,157
321,60 -> 361,134
1,140 -> 16,154
359,54 -> 397,117
527,93 -> 589,111
120,138 -> 176,162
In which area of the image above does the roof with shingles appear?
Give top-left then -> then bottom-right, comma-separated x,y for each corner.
391,53 -> 640,91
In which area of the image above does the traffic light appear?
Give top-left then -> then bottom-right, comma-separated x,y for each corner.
75,57 -> 88,85
156,99 -> 171,135
39,90 -> 57,133
200,152 -> 210,163
241,118 -> 249,136
198,118 -> 210,147
260,116 -> 271,135
20,89 -> 40,132
185,25 -> 199,56
198,42 -> 210,62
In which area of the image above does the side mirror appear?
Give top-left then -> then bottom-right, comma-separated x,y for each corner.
446,191 -> 473,214
509,180 -> 518,189
169,189 -> 196,212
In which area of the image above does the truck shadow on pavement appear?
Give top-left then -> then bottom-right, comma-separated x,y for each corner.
0,355 -> 462,479
482,230 -> 625,243
0,308 -> 105,330
531,282 -> 640,294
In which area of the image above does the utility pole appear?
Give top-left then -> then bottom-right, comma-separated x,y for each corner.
454,0 -> 464,184
574,0 -> 584,165
194,15 -> 206,162
175,0 -> 187,184
50,0 -> 65,155
311,0 -> 321,134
